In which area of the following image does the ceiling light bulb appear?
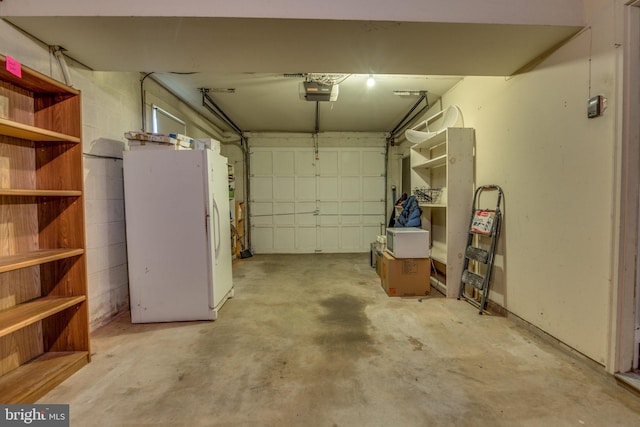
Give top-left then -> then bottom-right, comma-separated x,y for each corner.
367,75 -> 375,87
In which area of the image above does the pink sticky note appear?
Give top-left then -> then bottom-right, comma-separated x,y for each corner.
6,56 -> 22,78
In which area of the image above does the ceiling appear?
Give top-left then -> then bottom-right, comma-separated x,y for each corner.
5,17 -> 581,135
151,72 -> 462,134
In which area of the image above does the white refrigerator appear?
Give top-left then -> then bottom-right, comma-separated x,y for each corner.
123,148 -> 234,323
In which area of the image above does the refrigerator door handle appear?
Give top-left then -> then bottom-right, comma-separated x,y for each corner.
212,198 -> 221,263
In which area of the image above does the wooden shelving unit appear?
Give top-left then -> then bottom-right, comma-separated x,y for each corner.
234,201 -> 245,258
0,54 -> 90,403
410,127 -> 474,297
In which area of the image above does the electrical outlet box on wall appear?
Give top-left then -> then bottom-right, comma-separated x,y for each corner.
588,95 -> 606,118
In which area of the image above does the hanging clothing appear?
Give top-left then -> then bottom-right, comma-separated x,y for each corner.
388,193 -> 408,227
396,195 -> 422,228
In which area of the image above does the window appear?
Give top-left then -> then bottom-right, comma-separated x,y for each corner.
152,105 -> 186,135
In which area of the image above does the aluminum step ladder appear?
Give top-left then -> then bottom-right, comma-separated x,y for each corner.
458,185 -> 503,314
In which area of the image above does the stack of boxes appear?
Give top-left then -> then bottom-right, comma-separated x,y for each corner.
124,134 -> 224,154
125,131 -> 194,150
375,227 -> 431,297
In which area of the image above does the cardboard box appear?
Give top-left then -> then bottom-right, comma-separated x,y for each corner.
381,251 -> 430,297
127,140 -> 190,150
193,138 -> 221,153
124,131 -> 193,149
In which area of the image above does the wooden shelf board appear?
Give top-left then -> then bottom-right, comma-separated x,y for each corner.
0,55 -> 80,95
0,118 -> 81,143
0,351 -> 89,404
412,154 -> 447,170
0,295 -> 86,338
0,189 -> 82,197
411,130 -> 447,150
0,248 -> 85,273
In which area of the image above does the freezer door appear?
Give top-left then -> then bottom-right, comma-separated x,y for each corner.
205,149 -> 234,310
124,149 -> 215,322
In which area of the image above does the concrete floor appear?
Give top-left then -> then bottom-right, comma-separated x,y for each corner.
40,253 -> 640,426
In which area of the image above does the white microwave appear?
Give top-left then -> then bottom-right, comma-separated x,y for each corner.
386,227 -> 429,258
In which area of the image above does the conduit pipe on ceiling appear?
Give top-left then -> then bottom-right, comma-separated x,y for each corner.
200,89 -> 252,253
50,46 -> 72,86
201,89 -> 244,138
388,91 -> 430,139
140,72 -> 154,131
383,91 -> 432,227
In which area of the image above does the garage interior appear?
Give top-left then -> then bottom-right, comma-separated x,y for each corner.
1,0 -> 640,425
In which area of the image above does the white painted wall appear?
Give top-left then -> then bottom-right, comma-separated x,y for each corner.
76,70 -> 138,330
414,0 -> 619,365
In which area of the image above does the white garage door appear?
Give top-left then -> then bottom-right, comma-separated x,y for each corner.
249,146 -> 385,253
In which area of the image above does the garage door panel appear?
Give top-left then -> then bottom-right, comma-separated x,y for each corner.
363,215 -> 385,227
251,203 -> 273,226
363,201 -> 384,215
296,202 -> 317,225
319,177 -> 339,199
295,151 -> 316,176
341,215 -> 362,225
274,202 -> 295,225
251,151 -> 273,175
340,226 -> 362,250
363,176 -> 385,200
250,145 -> 384,254
341,201 -> 361,215
340,151 -> 361,176
274,227 -> 295,251
341,176 -> 361,200
364,226 -> 382,247
274,177 -> 295,200
319,201 -> 339,225
274,151 -> 295,175
363,215 -> 386,227
252,227 -> 274,252
362,151 -> 385,175
320,227 -> 339,251
296,227 -> 317,251
296,213 -> 316,226
319,215 -> 339,226
296,176 -> 317,201
320,201 -> 339,214
251,177 -> 273,201
319,151 -> 338,175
